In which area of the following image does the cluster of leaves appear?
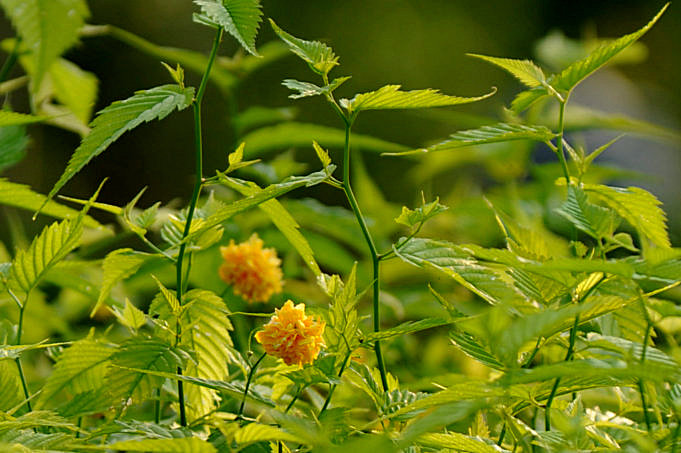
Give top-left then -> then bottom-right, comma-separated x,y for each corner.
0,1 -> 679,452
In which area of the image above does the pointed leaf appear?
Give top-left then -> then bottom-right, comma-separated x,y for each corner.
395,197 -> 448,228
194,0 -> 262,56
0,0 -> 89,89
555,185 -> 614,239
469,54 -> 546,88
106,438 -> 217,453
282,76 -> 350,99
0,110 -> 46,127
552,4 -> 668,92
340,84 -> 495,114
391,123 -> 555,155
0,179 -> 101,228
585,184 -> 670,248
240,122 -> 409,157
0,124 -> 29,172
36,339 -> 115,409
44,84 -> 195,208
362,318 -> 450,343
9,218 -> 82,293
269,19 -> 339,75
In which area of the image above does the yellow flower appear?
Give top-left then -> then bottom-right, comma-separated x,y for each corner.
219,234 -> 283,303
255,300 -> 325,367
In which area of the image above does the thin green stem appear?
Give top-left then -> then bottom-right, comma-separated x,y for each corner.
154,387 -> 161,424
545,314 -> 580,430
639,307 -> 653,433
341,120 -> 388,392
284,387 -> 300,413
238,352 -> 266,419
555,100 -> 571,184
319,350 -> 352,416
0,37 -> 21,84
672,419 -> 681,453
497,423 -> 506,446
15,299 -> 32,412
174,26 -> 224,428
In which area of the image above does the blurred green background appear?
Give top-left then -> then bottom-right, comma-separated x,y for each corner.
2,0 -> 680,242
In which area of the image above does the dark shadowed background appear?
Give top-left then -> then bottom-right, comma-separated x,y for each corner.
2,0 -> 680,242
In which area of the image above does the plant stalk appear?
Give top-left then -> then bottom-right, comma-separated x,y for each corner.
174,26 -> 224,428
341,120 -> 388,392
15,297 -> 32,412
238,352 -> 266,419
545,314 -> 579,430
555,100 -> 570,184
319,350 -> 353,416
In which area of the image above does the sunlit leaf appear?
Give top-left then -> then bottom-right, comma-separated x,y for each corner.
270,19 -> 339,75
469,54 -> 546,88
194,0 -> 262,56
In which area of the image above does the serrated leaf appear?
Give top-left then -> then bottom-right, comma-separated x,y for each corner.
107,337 -> 188,406
9,218 -> 82,293
240,121 -> 408,157
152,289 -> 234,420
0,0 -> 89,90
91,249 -> 155,317
221,177 -> 321,276
449,328 -> 506,371
112,299 -> 147,331
585,184 -> 670,248
194,0 -> 262,56
362,318 -> 450,343
43,84 -> 195,209
340,84 -> 496,114
391,123 -> 555,156
36,339 -> 115,409
395,197 -> 448,228
551,4 -> 668,92
510,88 -> 548,113
191,168 -> 331,239
282,76 -> 350,99
0,179 -> 101,228
555,185 -> 615,239
418,432 -> 503,453
469,53 -> 546,88
0,124 -> 28,173
0,361 -> 23,412
234,423 -> 298,446
106,438 -> 217,453
269,19 -> 339,75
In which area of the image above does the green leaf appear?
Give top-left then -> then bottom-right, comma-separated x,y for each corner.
234,423 -> 298,447
269,19 -> 339,75
9,218 -> 82,293
0,361 -> 23,412
151,289 -> 234,420
0,110 -> 46,127
468,54 -> 546,88
222,177 -> 321,276
395,197 -> 448,228
192,168 -> 331,239
510,88 -> 548,113
449,328 -> 506,371
418,432 -> 501,453
0,124 -> 28,172
389,123 -> 555,156
340,84 -> 496,114
362,318 -> 450,343
194,0 -> 263,56
111,299 -> 147,331
43,84 -> 195,209
105,438 -> 217,453
36,339 -> 115,409
49,58 -> 99,125
107,337 -> 188,406
91,248 -> 156,317
0,179 -> 101,228
551,4 -> 668,92
555,185 -> 615,239
240,122 -> 409,157
584,184 -> 670,248
282,76 -> 350,99
321,265 -> 362,364
0,0 -> 89,90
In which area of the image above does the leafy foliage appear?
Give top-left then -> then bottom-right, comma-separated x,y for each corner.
194,0 -> 263,56
44,84 -> 195,208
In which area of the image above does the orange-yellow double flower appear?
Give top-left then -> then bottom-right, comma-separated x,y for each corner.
218,234 -> 283,303
255,300 -> 325,367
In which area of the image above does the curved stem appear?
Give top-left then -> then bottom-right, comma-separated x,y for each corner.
15,295 -> 32,412
284,387 -> 300,413
555,100 -> 570,184
341,120 -> 388,392
238,352 -> 266,419
174,26 -> 224,428
0,37 -> 21,84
